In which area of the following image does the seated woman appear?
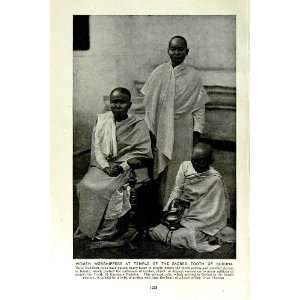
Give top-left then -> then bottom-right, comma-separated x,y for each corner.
149,142 -> 235,252
74,87 -> 152,240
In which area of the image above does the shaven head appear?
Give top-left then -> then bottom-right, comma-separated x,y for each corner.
168,35 -> 189,67
191,142 -> 213,173
110,87 -> 131,101
168,35 -> 188,48
109,87 -> 132,121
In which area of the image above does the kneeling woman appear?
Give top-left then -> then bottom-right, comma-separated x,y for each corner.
149,143 -> 235,252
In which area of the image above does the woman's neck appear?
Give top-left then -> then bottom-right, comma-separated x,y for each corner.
114,114 -> 128,122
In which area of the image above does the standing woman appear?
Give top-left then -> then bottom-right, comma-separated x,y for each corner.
141,36 -> 209,207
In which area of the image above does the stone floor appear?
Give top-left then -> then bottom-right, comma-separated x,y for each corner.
73,191 -> 236,259
73,235 -> 236,259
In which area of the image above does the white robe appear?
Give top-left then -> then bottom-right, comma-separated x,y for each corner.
142,61 -> 209,205
149,163 -> 234,252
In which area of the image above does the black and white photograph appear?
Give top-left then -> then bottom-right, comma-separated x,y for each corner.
73,15 -> 237,259
6,0 -> 300,299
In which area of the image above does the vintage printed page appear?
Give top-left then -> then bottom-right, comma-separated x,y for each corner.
51,0 -> 249,299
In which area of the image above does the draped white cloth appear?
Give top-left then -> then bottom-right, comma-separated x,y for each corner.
94,111 -> 117,169
142,62 -> 209,174
164,163 -> 228,236
142,61 -> 209,204
149,163 -> 234,252
77,113 -> 152,239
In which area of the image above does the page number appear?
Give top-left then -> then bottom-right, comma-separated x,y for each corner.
150,285 -> 158,290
